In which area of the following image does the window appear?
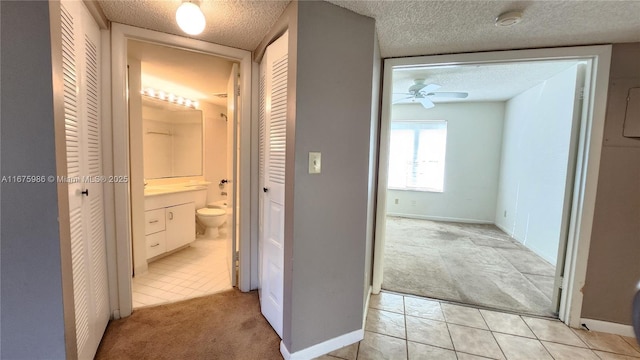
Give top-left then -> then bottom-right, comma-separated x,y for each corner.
388,121 -> 447,192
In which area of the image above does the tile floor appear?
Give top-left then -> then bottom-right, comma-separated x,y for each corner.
131,237 -> 232,308
316,292 -> 640,360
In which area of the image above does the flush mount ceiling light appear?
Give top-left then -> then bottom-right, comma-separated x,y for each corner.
176,1 -> 206,35
495,11 -> 523,27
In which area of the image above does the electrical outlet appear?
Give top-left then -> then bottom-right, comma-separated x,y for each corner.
411,200 -> 416,207
504,210 -> 507,217
395,199 -> 399,204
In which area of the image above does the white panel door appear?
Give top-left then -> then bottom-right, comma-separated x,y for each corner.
227,63 -> 239,286
61,1 -> 109,359
260,31 -> 288,338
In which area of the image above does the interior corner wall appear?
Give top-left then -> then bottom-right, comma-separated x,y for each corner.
0,2 -> 68,357
494,65 -> 579,266
364,32 -> 382,310
582,42 -> 640,325
287,1 -> 375,353
386,102 -> 505,223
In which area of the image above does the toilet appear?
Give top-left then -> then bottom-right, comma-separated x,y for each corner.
196,207 -> 226,238
194,188 -> 227,239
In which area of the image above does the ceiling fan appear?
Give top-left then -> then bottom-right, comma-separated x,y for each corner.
393,79 -> 468,109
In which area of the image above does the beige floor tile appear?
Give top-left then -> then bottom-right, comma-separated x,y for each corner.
405,316 -> 453,350
370,292 -> 405,314
313,355 -> 341,360
442,303 -> 488,329
404,296 -> 445,321
522,317 -> 586,347
493,333 -> 552,360
328,342 -> 358,360
479,310 -> 535,338
448,324 -> 504,359
573,330 -> 640,357
622,337 -> 640,353
365,308 -> 406,339
542,341 -> 600,360
407,341 -> 456,360
357,331 -> 407,360
594,350 -> 640,359
456,353 -> 493,359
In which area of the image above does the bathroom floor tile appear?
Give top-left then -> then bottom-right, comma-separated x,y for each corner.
405,315 -> 453,349
479,309 -> 535,338
328,342 -> 358,360
522,316 -> 586,347
456,353 -> 494,360
542,341 -> 600,360
369,292 -> 404,314
404,296 -> 444,321
448,324 -> 504,359
407,341 -> 456,360
622,336 -> 640,354
365,308 -> 406,339
493,333 -> 551,360
441,303 -> 488,329
573,329 -> 640,357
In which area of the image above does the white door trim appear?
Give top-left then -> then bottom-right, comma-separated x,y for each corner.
373,45 -> 612,328
108,23 -> 253,318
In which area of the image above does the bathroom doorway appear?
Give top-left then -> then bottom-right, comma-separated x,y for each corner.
373,45 -> 611,325
125,40 -> 239,308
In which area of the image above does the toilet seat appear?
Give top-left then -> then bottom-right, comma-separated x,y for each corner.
196,208 -> 225,216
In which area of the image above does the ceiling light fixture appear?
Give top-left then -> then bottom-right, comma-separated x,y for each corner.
141,87 -> 199,109
495,11 -> 523,27
176,1 -> 206,35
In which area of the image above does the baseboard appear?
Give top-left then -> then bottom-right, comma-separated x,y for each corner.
494,222 -> 513,237
580,318 -> 636,337
386,213 -> 493,224
280,329 -> 364,360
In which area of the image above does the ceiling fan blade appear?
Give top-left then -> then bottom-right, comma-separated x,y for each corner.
427,91 -> 469,99
417,97 -> 435,109
421,83 -> 441,93
392,96 -> 414,104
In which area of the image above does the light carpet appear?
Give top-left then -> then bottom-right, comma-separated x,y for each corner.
383,217 -> 556,317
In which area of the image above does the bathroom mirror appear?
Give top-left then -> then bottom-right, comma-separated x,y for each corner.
142,97 -> 203,179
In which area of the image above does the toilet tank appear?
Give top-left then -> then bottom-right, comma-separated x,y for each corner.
193,187 -> 208,209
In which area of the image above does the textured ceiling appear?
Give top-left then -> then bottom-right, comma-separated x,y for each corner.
393,60 -> 581,104
128,40 -> 233,106
98,0 -> 289,51
98,1 -> 640,58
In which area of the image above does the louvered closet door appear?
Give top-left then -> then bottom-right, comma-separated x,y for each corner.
60,2 -> 109,359
260,30 -> 288,338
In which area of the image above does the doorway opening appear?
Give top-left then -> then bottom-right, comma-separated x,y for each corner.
373,46 -> 612,325
126,40 -> 239,308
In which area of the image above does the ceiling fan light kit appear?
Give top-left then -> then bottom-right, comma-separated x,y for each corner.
495,11 -> 523,27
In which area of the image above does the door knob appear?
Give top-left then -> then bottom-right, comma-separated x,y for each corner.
263,187 -> 269,193
220,179 -> 229,185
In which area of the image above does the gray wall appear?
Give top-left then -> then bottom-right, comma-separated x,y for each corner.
284,1 -> 376,352
582,43 -> 640,325
1,1 -> 68,358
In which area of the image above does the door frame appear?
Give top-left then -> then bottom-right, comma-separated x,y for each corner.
106,23 -> 253,318
372,45 -> 612,328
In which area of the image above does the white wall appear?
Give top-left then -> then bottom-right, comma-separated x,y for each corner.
495,65 -> 579,265
201,101 -> 227,203
387,102 -> 505,223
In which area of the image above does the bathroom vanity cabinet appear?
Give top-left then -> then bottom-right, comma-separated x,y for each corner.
144,196 -> 195,260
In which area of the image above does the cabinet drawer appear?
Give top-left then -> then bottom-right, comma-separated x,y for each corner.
146,231 -> 166,259
145,209 -> 165,235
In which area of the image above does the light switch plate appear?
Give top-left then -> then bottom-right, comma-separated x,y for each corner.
309,152 -> 321,174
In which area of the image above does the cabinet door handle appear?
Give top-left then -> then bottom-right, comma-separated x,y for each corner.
149,219 -> 159,224
150,243 -> 160,247
168,212 -> 174,220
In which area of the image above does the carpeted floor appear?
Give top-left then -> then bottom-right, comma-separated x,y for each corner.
95,289 -> 282,360
383,217 -> 556,317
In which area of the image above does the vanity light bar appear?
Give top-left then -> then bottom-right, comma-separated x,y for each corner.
140,87 -> 199,109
